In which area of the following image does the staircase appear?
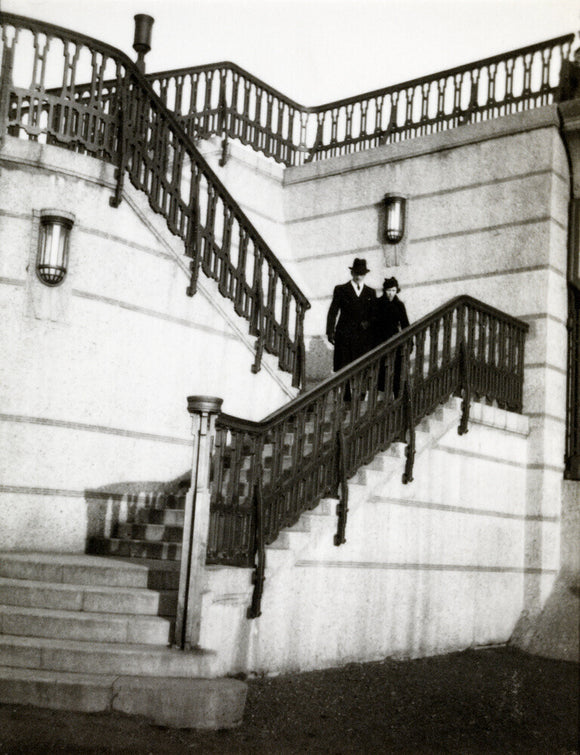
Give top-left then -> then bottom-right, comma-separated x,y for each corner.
0,552 -> 245,728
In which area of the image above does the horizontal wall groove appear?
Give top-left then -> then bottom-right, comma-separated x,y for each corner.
367,495 -> 555,521
524,362 -> 567,376
77,225 -> 175,262
286,167 -> 560,225
0,485 -> 131,500
295,560 -> 556,574
0,412 -> 192,446
435,445 -> 527,466
0,276 -> 25,287
72,289 -> 237,339
311,264 -> 565,301
409,215 -> 562,245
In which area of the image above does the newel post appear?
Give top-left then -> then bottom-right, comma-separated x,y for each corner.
175,395 -> 223,650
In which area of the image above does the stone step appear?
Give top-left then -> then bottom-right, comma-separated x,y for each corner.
115,523 -> 184,543
0,635 -> 215,677
0,665 -> 247,727
0,577 -> 176,616
135,507 -> 185,526
0,665 -> 115,712
90,538 -> 182,562
0,604 -> 173,645
0,553 -> 180,590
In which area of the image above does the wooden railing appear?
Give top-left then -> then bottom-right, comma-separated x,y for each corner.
0,12 -> 310,386
202,296 -> 528,614
147,34 -> 574,166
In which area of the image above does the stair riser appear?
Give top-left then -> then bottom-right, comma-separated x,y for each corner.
0,560 -> 150,589
0,674 -> 112,712
115,524 -> 184,543
0,584 -> 176,616
1,612 -> 172,645
136,509 -> 185,526
90,539 -> 182,562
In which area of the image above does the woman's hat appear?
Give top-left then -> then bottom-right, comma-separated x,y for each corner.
383,276 -> 400,292
349,258 -> 370,275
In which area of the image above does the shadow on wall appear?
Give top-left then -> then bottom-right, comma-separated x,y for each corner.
83,472 -> 190,551
305,335 -> 334,388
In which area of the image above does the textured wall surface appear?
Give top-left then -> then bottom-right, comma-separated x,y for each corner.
0,138 -> 294,551
199,402 -> 532,675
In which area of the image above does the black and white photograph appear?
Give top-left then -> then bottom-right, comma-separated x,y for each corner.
0,0 -> 578,750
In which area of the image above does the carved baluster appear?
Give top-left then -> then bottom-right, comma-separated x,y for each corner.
292,304 -> 306,389
233,228 -> 249,315
401,344 -> 415,484
0,28 -> 15,149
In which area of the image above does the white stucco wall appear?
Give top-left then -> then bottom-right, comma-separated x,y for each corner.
280,107 -> 569,609
0,137 -> 296,552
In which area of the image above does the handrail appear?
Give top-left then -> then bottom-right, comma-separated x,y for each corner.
207,295 -> 529,571
147,34 -> 575,166
0,12 -> 310,386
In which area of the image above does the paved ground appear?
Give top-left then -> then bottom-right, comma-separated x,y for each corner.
0,647 -> 577,753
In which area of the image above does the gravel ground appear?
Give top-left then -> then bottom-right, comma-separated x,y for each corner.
0,647 -> 577,754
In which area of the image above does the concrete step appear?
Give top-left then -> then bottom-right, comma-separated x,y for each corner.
90,538 -> 182,562
0,634 -> 215,677
136,508 -> 185,526
0,553 -> 180,590
0,604 -> 173,645
0,665 -> 116,712
0,577 -> 176,616
0,665 -> 247,727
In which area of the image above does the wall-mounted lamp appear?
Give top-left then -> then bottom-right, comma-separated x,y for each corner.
36,210 -> 75,287
133,14 -> 154,73
383,194 -> 406,244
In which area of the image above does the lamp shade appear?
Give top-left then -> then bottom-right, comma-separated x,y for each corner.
384,195 -> 406,244
36,210 -> 74,287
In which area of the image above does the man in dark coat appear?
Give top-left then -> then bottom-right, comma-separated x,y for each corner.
326,258 -> 376,372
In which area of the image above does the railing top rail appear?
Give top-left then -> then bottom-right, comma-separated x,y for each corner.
218,295 -> 528,433
147,60 -> 306,111
309,32 -> 576,111
0,11 -> 310,308
146,32 -> 576,115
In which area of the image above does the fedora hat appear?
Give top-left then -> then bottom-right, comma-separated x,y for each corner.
349,258 -> 370,275
383,276 -> 400,293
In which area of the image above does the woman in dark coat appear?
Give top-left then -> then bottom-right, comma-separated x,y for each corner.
375,277 -> 410,397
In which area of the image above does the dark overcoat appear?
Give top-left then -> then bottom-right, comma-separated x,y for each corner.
374,295 -> 410,345
326,282 -> 376,371
374,294 -> 410,395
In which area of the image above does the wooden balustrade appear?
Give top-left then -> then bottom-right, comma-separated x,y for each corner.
148,34 -> 574,166
204,296 -> 528,602
0,12 -> 309,385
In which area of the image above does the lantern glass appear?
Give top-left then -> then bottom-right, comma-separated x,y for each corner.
36,213 -> 73,287
384,195 -> 406,244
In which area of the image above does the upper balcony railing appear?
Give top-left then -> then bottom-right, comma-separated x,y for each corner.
0,12 -> 310,386
147,33 -> 575,166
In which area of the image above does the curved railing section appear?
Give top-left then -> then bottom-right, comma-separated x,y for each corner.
205,296 -> 528,597
0,13 -> 310,386
148,34 -> 574,166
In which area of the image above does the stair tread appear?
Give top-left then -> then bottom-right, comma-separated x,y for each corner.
0,577 -> 176,596
0,634 -> 212,656
0,665 -> 117,684
0,604 -> 172,623
0,553 -> 180,572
